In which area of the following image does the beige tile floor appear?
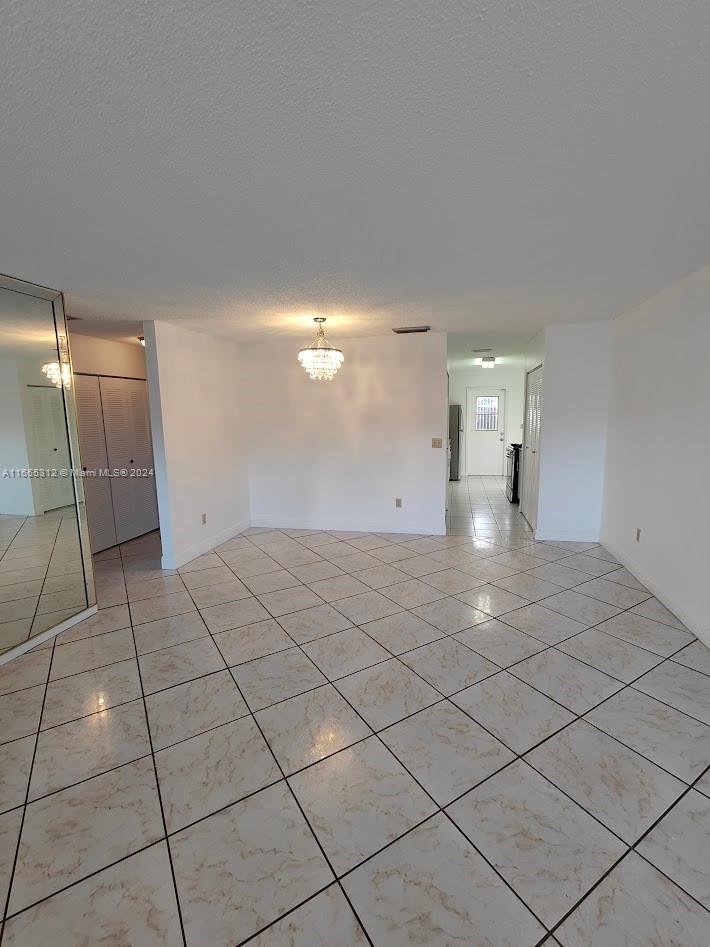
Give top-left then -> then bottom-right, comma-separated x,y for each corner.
0,476 -> 708,945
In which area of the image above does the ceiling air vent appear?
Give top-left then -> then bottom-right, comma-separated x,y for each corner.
392,325 -> 431,334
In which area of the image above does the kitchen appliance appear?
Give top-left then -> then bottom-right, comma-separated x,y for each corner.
506,443 -> 522,502
449,404 -> 463,480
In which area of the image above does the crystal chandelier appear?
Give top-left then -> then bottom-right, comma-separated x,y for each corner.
297,317 -> 344,381
42,335 -> 72,388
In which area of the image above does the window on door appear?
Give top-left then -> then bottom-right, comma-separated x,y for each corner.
474,396 -> 499,431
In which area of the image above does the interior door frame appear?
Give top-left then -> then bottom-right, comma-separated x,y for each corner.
464,386 -> 507,476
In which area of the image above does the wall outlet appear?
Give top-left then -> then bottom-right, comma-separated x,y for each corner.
395,498 -> 402,508
635,527 -> 641,542
431,437 -> 443,449
202,513 -> 207,525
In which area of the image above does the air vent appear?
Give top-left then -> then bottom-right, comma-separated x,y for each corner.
392,325 -> 431,334
471,347 -> 492,353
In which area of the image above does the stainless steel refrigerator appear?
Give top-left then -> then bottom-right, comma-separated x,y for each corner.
449,404 -> 462,480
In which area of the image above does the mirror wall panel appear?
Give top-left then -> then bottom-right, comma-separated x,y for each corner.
0,275 -> 95,658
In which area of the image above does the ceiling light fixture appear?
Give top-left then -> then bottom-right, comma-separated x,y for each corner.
479,355 -> 496,368
298,318 -> 344,381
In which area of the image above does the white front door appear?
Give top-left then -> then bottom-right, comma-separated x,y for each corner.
465,388 -> 506,475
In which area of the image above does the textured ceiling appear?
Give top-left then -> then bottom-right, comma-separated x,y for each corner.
1,0 -> 709,346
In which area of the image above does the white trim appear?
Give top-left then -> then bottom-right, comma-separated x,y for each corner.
0,605 -> 98,667
161,518 -> 252,569
599,539 -> 708,647
250,514 -> 446,536
534,528 -> 601,543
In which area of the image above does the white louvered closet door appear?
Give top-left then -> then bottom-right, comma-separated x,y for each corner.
521,365 -> 543,531
99,377 -> 159,544
74,375 -> 117,552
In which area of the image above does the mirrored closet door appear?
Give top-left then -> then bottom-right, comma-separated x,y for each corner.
0,274 -> 95,659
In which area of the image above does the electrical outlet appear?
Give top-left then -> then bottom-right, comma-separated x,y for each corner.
395,498 -> 402,508
202,513 -> 207,525
636,527 -> 641,542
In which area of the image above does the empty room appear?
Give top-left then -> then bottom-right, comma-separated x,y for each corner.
1,2 -> 709,945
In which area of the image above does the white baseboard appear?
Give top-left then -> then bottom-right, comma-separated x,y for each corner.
0,604 -> 99,667
534,529 -> 601,543
162,519 -> 252,569
249,514 -> 446,536
600,538 -> 708,647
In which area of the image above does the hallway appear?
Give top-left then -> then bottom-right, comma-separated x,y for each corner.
446,475 -> 533,540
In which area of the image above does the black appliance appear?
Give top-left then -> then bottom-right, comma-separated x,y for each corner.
506,443 -> 522,503
448,404 -> 462,480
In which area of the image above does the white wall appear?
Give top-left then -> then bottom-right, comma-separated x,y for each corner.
0,355 -> 35,515
535,321 -> 613,542
69,333 -> 146,379
448,363 -> 525,475
601,265 -> 710,643
144,321 -> 250,569
246,332 -> 448,535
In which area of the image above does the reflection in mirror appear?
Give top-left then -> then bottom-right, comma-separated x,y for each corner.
0,280 -> 95,657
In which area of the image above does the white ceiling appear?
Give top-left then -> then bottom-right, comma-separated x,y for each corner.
0,287 -> 59,356
2,1 -> 709,347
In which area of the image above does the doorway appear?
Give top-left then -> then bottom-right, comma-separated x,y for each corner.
465,387 -> 506,475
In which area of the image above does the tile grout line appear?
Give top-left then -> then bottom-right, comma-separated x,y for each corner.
123,548 -> 189,947
0,633 -> 59,936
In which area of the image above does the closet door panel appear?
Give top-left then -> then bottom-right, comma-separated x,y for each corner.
124,378 -> 159,539
99,376 -> 158,544
521,366 -> 543,531
99,377 -> 134,543
74,375 -> 117,552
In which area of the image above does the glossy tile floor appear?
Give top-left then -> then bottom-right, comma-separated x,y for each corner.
1,477 -> 709,945
0,508 -> 87,655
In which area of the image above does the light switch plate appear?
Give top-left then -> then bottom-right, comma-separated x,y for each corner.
431,437 -> 443,449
